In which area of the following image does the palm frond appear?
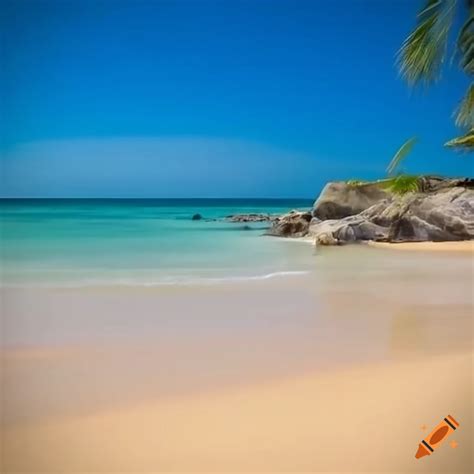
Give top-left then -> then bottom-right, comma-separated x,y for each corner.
397,0 -> 456,85
386,137 -> 418,176
457,5 -> 474,75
381,175 -> 422,195
445,128 -> 474,149
455,83 -> 474,127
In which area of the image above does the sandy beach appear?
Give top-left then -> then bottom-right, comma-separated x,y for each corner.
1,245 -> 473,473
287,238 -> 474,254
3,351 -> 472,473
368,240 -> 474,253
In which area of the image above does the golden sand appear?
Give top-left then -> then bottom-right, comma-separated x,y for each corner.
368,240 -> 474,253
2,351 -> 472,473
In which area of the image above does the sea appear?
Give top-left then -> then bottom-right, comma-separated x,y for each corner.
0,198 -> 315,287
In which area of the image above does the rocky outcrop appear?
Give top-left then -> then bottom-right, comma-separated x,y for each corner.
192,213 -> 203,220
265,210 -> 313,237
313,181 -> 391,220
312,177 -> 474,221
226,213 -> 277,223
218,177 -> 473,244
309,187 -> 474,245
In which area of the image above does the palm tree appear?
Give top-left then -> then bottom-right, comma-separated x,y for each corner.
397,0 -> 473,150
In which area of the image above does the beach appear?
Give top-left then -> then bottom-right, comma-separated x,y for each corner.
368,240 -> 474,253
3,349 -> 472,473
2,243 -> 473,472
3,0 -> 474,470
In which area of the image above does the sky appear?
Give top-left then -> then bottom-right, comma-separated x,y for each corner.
1,0 -> 472,198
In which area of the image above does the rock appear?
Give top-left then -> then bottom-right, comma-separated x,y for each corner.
226,213 -> 276,223
309,186 -> 474,245
386,187 -> 474,242
417,176 -> 474,193
265,210 -> 312,237
313,181 -> 391,220
191,213 -> 203,221
311,215 -> 388,245
314,231 -> 339,246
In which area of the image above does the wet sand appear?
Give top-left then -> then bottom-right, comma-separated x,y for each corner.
1,246 -> 473,472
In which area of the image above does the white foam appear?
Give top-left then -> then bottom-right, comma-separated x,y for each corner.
1,270 -> 310,289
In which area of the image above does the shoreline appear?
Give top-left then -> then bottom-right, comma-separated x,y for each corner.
283,235 -> 474,254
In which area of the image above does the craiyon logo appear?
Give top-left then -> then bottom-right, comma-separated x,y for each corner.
415,415 -> 460,459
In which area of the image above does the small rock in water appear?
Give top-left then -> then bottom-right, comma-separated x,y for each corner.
226,213 -> 274,223
191,213 -> 203,221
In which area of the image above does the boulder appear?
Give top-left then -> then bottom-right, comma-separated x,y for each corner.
191,213 -> 203,220
309,186 -> 474,245
313,181 -> 391,220
386,187 -> 474,242
310,212 -> 389,245
265,210 -> 313,237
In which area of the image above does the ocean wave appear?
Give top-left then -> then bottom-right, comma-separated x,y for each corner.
1,270 -> 310,289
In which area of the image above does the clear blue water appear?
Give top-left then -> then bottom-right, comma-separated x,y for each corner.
1,199 -> 314,286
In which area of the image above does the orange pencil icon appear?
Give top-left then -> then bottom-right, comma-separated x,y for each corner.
415,415 -> 459,459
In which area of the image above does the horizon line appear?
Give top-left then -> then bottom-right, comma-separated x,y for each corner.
0,196 -> 315,200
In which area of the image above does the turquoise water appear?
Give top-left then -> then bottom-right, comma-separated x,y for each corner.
1,199 -> 314,286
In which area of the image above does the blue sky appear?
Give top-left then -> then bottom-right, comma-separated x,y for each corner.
1,0 -> 472,197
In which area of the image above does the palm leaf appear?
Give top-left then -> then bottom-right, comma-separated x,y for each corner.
386,137 -> 418,175
455,82 -> 474,127
397,0 -> 456,85
445,128 -> 474,148
381,175 -> 422,195
457,5 -> 474,75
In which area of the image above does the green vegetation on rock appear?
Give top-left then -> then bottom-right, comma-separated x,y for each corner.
381,174 -> 422,195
